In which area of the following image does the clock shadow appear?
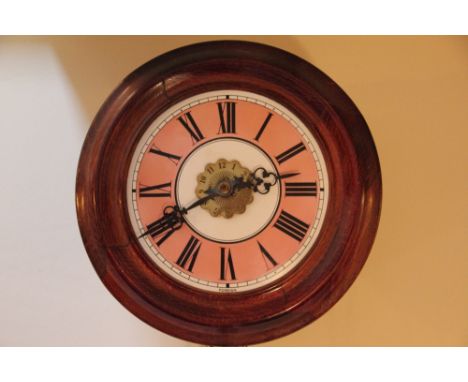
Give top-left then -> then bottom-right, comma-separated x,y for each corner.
48,35 -> 313,347
46,36 -> 312,128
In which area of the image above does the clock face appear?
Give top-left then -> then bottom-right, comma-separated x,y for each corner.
127,90 -> 329,292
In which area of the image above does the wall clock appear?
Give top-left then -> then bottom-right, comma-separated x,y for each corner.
76,40 -> 382,346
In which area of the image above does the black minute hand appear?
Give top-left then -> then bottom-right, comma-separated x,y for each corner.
139,190 -> 216,240
179,192 -> 215,214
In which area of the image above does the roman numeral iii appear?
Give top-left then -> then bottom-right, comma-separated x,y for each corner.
220,247 -> 236,280
217,102 -> 236,134
285,182 -> 317,197
274,210 -> 310,242
178,111 -> 204,142
136,182 -> 171,198
176,236 -> 201,272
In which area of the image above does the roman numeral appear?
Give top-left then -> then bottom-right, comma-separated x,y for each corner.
220,248 -> 236,280
285,182 -> 317,197
176,236 -> 201,272
217,102 -> 236,134
178,112 -> 204,143
257,241 -> 277,267
147,216 -> 176,246
141,211 -> 182,246
274,210 -> 310,242
275,142 -> 306,164
149,147 -> 181,163
254,112 -> 273,141
136,182 -> 171,198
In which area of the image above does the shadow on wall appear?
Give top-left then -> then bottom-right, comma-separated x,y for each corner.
45,36 -> 310,126
42,35 -> 309,346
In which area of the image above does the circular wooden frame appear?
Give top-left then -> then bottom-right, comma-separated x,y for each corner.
76,40 -> 382,346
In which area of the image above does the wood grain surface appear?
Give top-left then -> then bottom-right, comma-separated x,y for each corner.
75,40 -> 382,346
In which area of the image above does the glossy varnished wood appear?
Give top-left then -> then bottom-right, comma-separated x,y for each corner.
76,40 -> 382,346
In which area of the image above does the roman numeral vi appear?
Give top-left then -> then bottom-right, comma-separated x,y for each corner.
220,247 -> 236,280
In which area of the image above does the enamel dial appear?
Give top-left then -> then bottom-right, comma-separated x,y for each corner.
127,90 -> 329,293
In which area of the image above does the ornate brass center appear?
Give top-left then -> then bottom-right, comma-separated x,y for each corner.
195,158 -> 253,218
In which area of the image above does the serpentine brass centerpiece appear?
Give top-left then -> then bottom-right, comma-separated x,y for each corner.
195,159 -> 253,218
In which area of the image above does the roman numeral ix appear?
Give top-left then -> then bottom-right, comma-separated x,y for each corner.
276,142 -> 306,164
274,210 -> 310,242
217,102 -> 236,134
178,111 -> 204,143
285,182 -> 317,197
176,236 -> 201,272
135,182 -> 171,198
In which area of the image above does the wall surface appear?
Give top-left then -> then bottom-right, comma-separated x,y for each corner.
0,36 -> 466,346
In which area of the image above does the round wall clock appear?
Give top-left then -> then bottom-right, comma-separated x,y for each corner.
76,40 -> 382,346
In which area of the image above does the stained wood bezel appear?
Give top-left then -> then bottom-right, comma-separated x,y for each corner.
76,40 -> 382,346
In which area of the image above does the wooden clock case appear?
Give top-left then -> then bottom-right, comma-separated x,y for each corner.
76,40 -> 382,346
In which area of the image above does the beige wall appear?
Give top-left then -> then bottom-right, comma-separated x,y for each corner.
1,36 -> 466,346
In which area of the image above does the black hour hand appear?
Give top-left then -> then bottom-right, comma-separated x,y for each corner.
251,169 -> 300,194
139,205 -> 184,246
251,168 -> 278,194
139,190 -> 217,245
230,168 -> 277,195
232,168 -> 300,195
